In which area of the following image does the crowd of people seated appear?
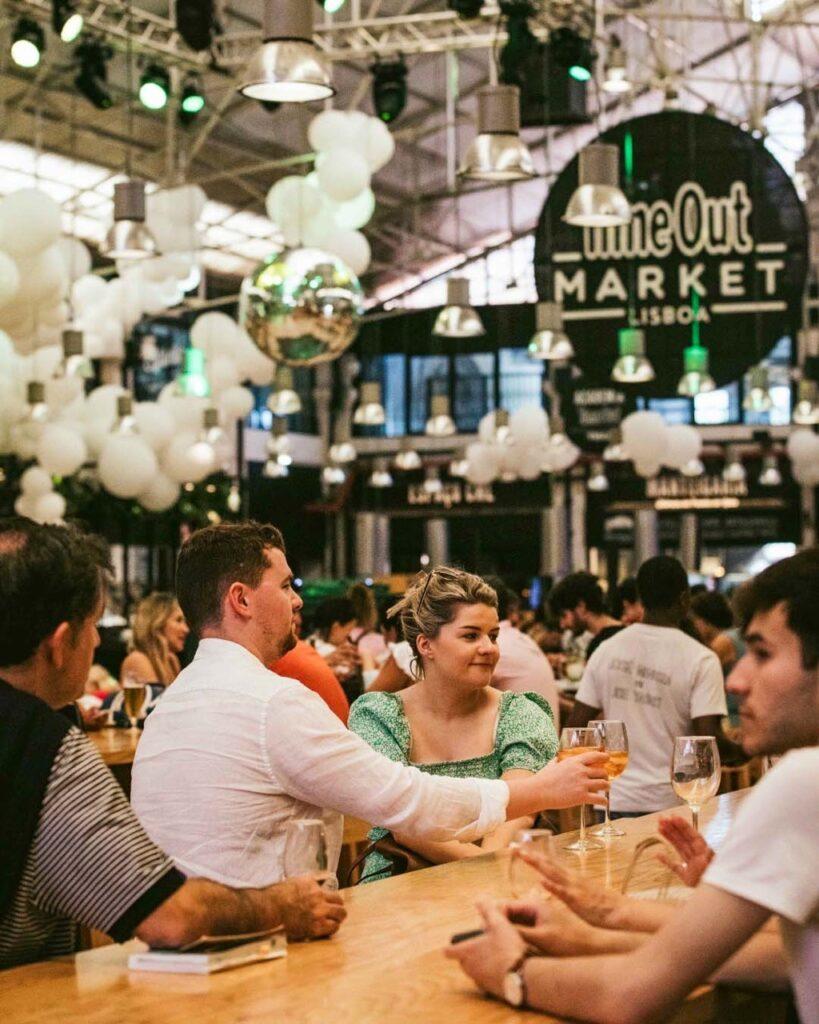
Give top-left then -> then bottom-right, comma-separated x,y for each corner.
0,515 -> 816,1024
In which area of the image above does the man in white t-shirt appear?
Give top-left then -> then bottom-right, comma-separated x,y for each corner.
448,548 -> 819,1023
569,555 -> 726,815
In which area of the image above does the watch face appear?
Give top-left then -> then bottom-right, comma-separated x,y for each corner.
503,970 -> 525,1007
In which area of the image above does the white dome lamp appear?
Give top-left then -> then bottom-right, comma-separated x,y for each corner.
758,452 -> 782,487
722,445 -> 747,484
603,427 -> 628,462
267,366 -> 302,416
238,0 -> 334,104
394,438 -> 422,471
564,143 -> 631,228
602,37 -> 630,94
528,301 -> 575,361
100,180 -> 156,261
677,344 -> 716,397
368,458 -> 394,489
353,381 -> 386,426
425,394 -> 457,437
611,327 -> 655,383
459,84 -> 535,182
587,460 -> 609,492
793,379 -> 819,425
743,365 -> 773,413
432,277 -> 485,339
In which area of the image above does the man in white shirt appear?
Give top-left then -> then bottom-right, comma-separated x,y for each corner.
132,523 -> 607,887
448,548 -> 819,1023
569,556 -> 726,815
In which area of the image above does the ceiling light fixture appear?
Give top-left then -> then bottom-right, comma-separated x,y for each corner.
677,344 -> 715,397
267,366 -> 302,416
52,0 -> 83,43
528,301 -> 574,360
459,84 -> 535,182
793,379 -> 819,425
549,27 -> 595,82
425,394 -> 457,437
603,428 -> 628,462
758,453 -> 782,487
564,142 -> 631,228
353,381 -> 386,426
368,458 -> 394,488
603,36 -> 630,93
447,0 -> 484,16
394,439 -> 422,471
74,38 -> 113,110
611,327 -> 654,383
180,73 -> 206,121
372,57 -> 408,124
139,63 -> 170,110
743,365 -> 773,412
176,0 -> 217,51
433,277 -> 484,338
329,440 -> 357,464
587,460 -> 609,492
11,18 -> 44,68
100,180 -> 157,260
722,446 -> 747,483
238,0 -> 334,104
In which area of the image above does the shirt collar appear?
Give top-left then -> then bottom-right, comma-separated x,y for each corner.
194,637 -> 265,669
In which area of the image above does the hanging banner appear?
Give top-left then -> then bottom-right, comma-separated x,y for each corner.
534,111 -> 808,393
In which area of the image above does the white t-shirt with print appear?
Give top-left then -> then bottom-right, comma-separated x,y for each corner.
576,624 -> 726,812
704,747 -> 819,1024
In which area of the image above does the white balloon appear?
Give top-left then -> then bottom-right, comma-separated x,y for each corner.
265,176 -> 322,246
147,218 -> 201,255
14,246 -> 68,307
621,411 -> 669,464
14,494 -> 38,520
0,251 -> 20,308
162,431 -> 216,484
218,385 -> 254,421
308,109 -> 353,153
138,472 -> 181,513
98,435 -> 158,498
330,188 -> 376,231
147,184 -> 207,228
45,374 -> 84,411
81,419 -> 110,459
663,424 -> 702,469
316,147 -> 371,203
134,402 -> 176,452
345,111 -> 372,150
38,301 -> 70,328
545,436 -> 580,472
509,405 -> 549,445
465,441 -> 500,485
208,355 -> 241,395
20,465 -> 53,498
364,117 -> 396,172
324,228 -> 370,277
158,384 -> 209,431
514,445 -> 544,481
634,458 -> 662,478
26,344 -> 63,382
793,461 -> 819,486
0,189 -> 62,257
83,384 -> 127,427
72,274 -> 108,312
786,429 -> 819,464
301,210 -> 337,249
33,491 -> 66,524
190,311 -> 239,361
56,237 -> 92,283
233,328 -> 276,386
37,423 -> 87,476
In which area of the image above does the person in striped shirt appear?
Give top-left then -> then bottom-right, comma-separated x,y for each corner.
0,517 -> 346,970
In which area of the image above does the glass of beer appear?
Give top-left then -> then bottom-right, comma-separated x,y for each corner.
122,679 -> 146,730
590,721 -> 629,838
558,726 -> 604,853
508,828 -> 554,897
671,736 -> 721,833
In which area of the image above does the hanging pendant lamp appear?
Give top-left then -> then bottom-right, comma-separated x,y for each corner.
564,143 -> 631,228
353,381 -> 386,426
677,344 -> 715,397
528,302 -> 574,361
238,0 -> 334,104
100,180 -> 156,260
459,84 -> 535,182
611,327 -> 654,383
425,394 -> 457,437
793,379 -> 819,425
433,277 -> 484,338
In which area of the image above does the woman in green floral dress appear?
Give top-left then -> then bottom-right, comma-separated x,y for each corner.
349,566 -> 560,883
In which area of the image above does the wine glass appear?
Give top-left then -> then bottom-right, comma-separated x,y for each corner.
590,721 -> 629,839
283,818 -> 338,891
558,727 -> 604,853
671,736 -> 721,832
121,677 -> 146,730
508,828 -> 554,897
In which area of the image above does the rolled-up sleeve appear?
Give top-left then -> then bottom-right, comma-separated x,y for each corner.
262,686 -> 509,842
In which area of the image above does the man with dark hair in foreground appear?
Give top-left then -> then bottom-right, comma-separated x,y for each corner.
0,518 -> 345,970
448,549 -> 819,1023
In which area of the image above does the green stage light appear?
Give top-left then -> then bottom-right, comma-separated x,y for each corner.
180,74 -> 206,119
11,18 -> 44,68
139,63 -> 170,110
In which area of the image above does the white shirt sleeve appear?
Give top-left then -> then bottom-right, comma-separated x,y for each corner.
261,684 -> 509,842
703,749 -> 819,925
689,649 -> 728,720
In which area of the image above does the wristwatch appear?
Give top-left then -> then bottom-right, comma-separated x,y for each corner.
502,955 -> 528,1008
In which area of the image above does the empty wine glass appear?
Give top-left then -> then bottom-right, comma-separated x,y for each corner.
671,736 -> 721,832
508,828 -> 554,897
590,721 -> 629,839
283,818 -> 338,891
558,726 -> 604,853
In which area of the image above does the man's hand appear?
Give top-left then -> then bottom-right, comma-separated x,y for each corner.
445,899 -> 527,1000
516,850 -> 626,929
273,875 -> 347,940
502,897 -> 601,956
656,816 -> 715,887
535,752 -> 610,809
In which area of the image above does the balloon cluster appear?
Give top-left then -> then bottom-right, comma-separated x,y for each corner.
263,110 -> 395,278
620,412 -> 703,478
462,406 -> 580,485
787,429 -> 819,487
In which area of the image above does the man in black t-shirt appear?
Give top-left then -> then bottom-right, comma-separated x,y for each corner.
0,518 -> 345,970
549,572 -> 623,661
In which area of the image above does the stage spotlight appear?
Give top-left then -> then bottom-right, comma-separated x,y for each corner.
316,0 -> 348,12
74,38 -> 113,110
550,27 -> 595,82
176,0 -> 216,52
180,73 -> 205,122
372,57 -> 407,124
52,0 -> 83,43
447,0 -> 484,15
11,18 -> 44,68
139,63 -> 170,110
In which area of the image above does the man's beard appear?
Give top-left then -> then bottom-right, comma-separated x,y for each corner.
279,626 -> 298,658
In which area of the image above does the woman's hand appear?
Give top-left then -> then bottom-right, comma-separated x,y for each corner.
656,816 -> 715,887
502,897 -> 601,956
515,850 -> 626,929
445,899 -> 527,1000
535,751 -> 609,809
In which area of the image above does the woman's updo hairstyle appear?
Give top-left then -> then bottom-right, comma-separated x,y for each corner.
388,566 -> 497,677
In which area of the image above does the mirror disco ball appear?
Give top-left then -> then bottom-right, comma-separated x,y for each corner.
240,247 -> 364,367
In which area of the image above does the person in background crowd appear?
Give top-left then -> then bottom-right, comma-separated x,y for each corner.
273,608 -> 350,724
309,596 -> 375,699
484,576 -> 560,729
105,593 -> 189,726
348,581 -> 388,666
132,523 -> 608,889
615,577 -> 644,626
349,568 -> 587,882
691,590 -> 746,729
0,518 -> 346,971
549,573 -> 623,662
568,556 -> 727,817
447,549 -> 819,1024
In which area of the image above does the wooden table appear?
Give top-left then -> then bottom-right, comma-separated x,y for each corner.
89,727 -> 141,767
1,790 -> 781,1024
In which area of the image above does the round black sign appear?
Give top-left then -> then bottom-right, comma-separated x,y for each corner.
534,111 -> 808,394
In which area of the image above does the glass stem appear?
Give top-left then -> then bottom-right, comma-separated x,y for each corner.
691,805 -> 699,833
579,801 -> 586,846
604,792 -> 612,830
